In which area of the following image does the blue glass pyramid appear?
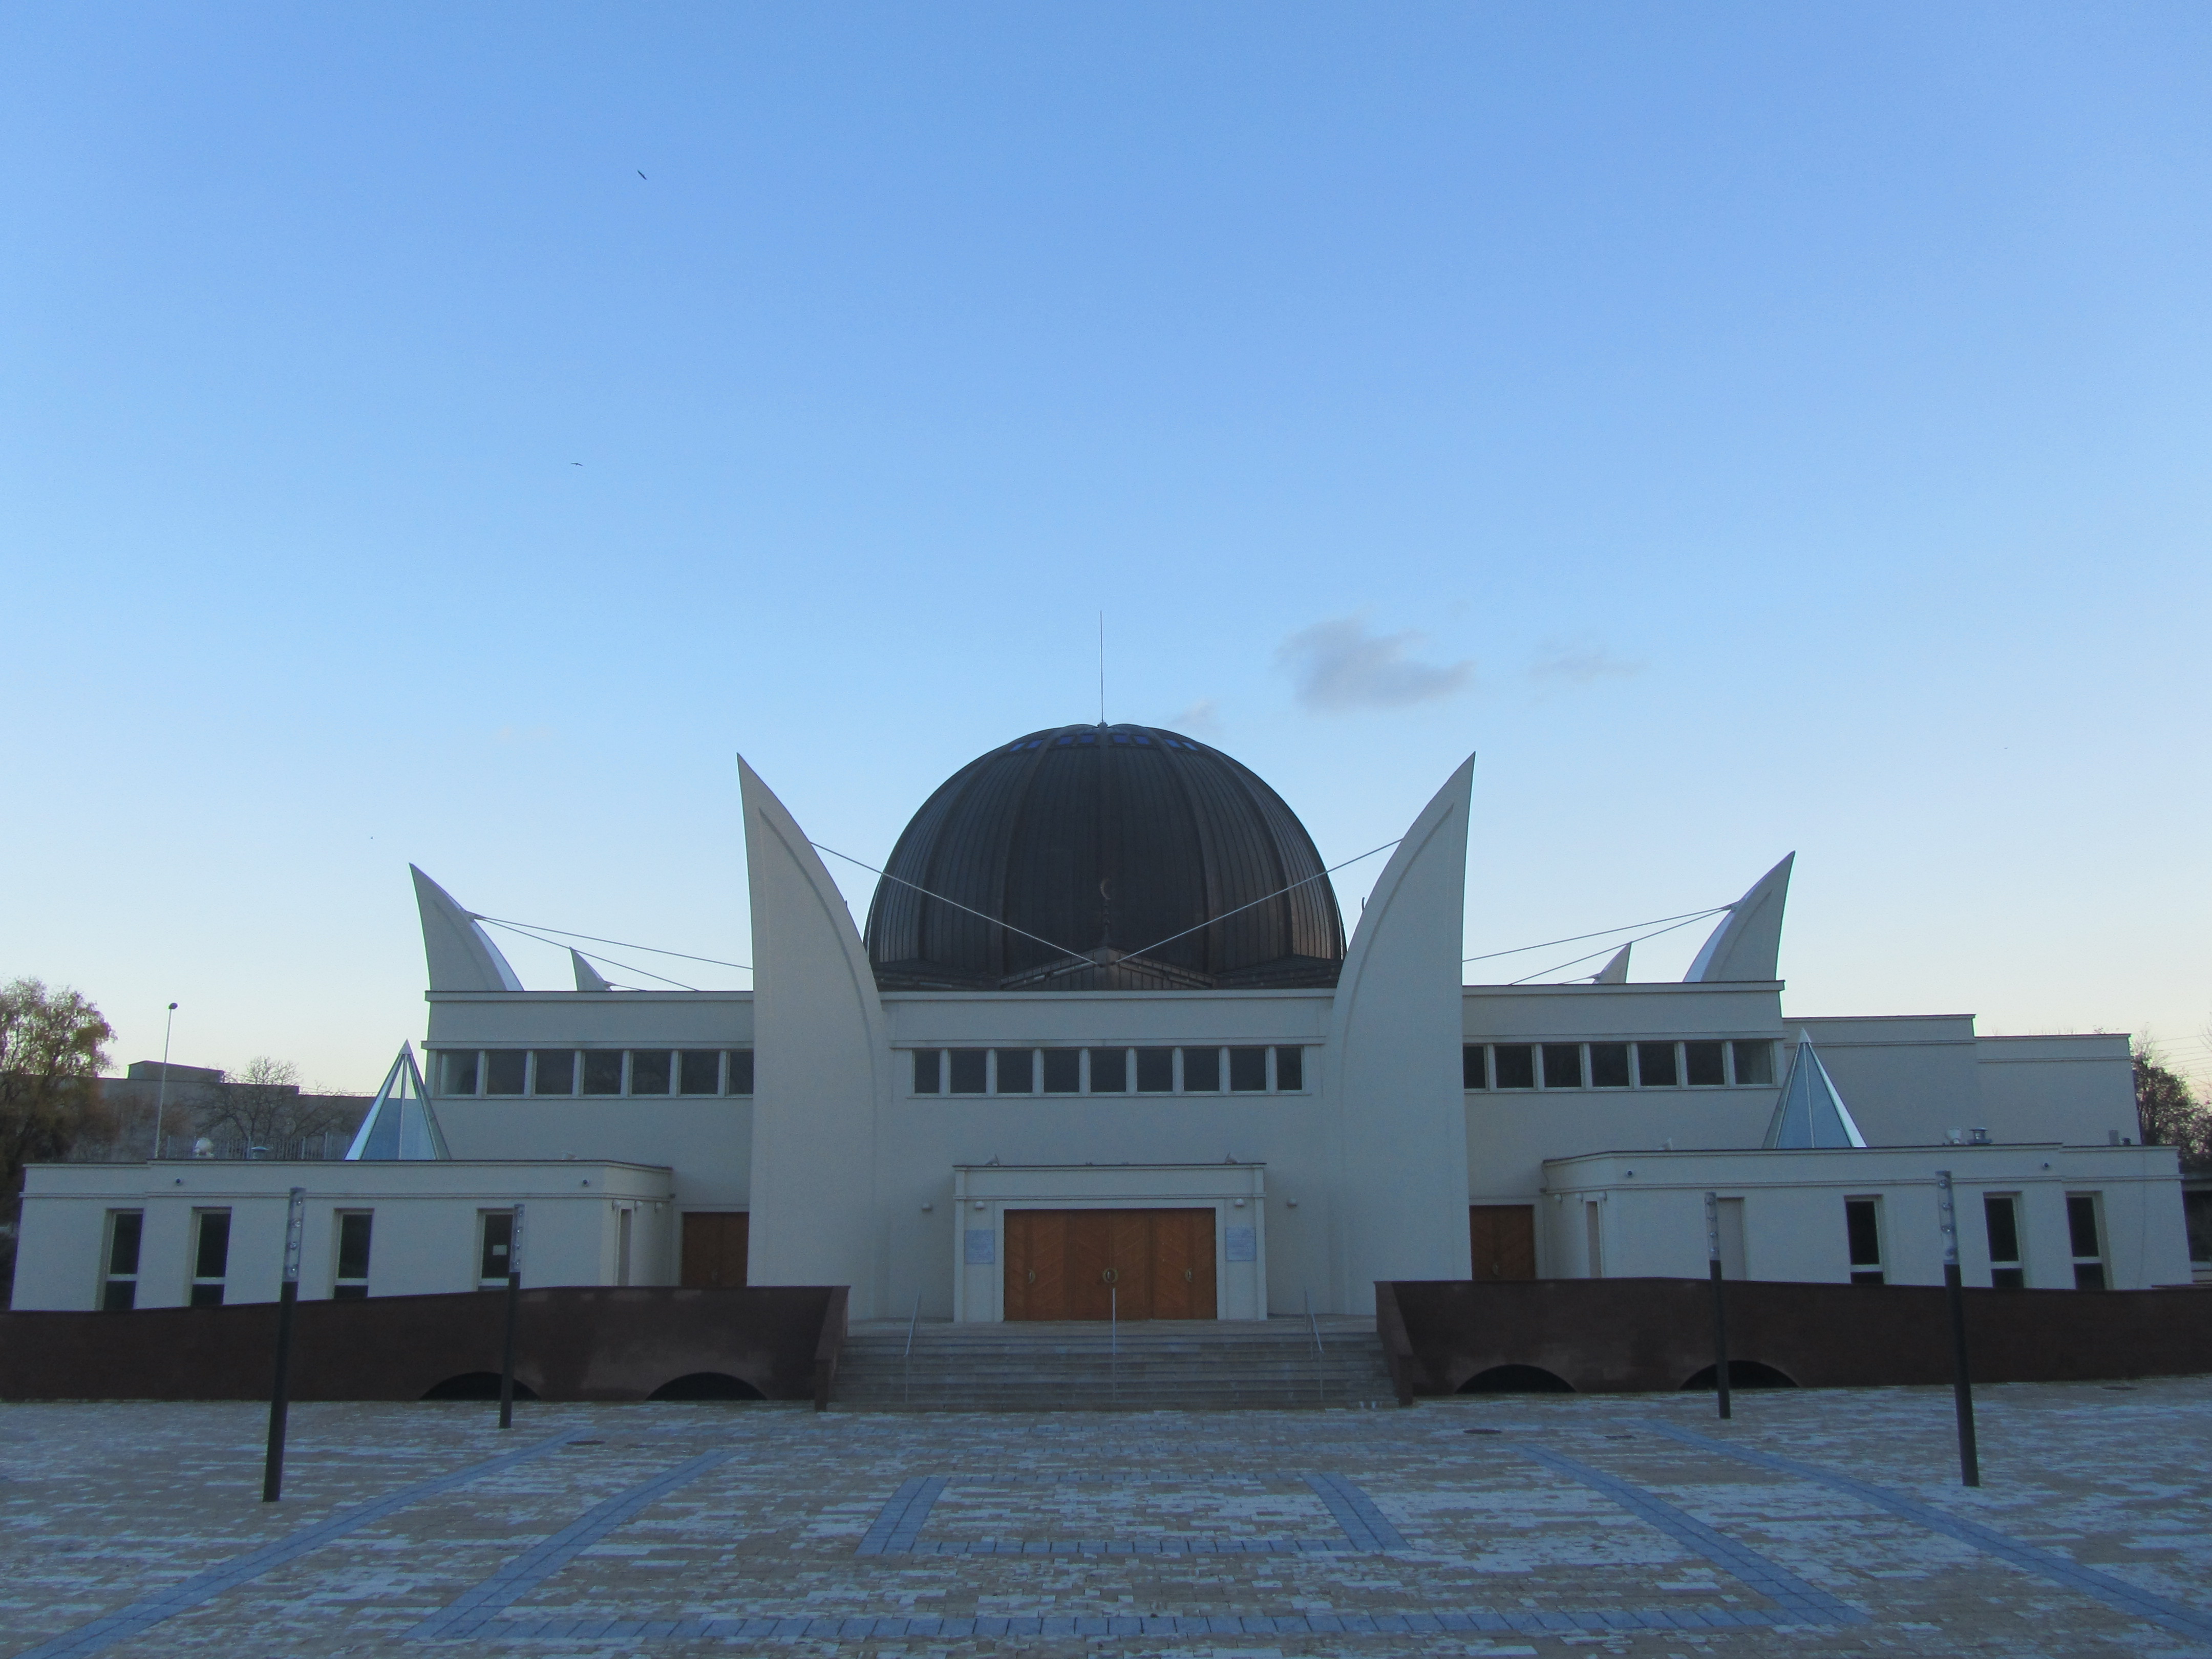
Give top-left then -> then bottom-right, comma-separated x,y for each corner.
346,1044 -> 451,1161
1762,1032 -> 1867,1150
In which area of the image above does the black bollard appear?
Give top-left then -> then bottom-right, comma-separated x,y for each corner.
499,1204 -> 526,1429
262,1187 -> 307,1501
1936,1171 -> 1981,1486
1705,1192 -> 1732,1420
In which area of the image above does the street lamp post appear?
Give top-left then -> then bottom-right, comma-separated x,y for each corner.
152,1003 -> 178,1162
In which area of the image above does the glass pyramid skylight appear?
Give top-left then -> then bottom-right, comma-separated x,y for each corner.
1762,1032 -> 1868,1150
346,1044 -> 451,1161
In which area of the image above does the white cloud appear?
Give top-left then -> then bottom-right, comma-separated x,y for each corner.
1275,614 -> 1474,713
1527,641 -> 1643,686
1162,698 -> 1223,736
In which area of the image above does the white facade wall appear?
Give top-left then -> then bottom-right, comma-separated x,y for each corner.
12,1161 -> 675,1311
1539,1145 -> 2191,1290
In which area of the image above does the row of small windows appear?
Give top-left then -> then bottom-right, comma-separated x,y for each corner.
912,1046 -> 1305,1096
101,1207 -> 514,1307
1842,1192 -> 2107,1290
1465,1039 -> 1776,1092
436,1049 -> 754,1098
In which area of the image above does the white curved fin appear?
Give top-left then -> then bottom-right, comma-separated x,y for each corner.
410,866 -> 523,991
1592,944 -> 1631,984
1684,853 -> 1794,983
570,949 -> 612,991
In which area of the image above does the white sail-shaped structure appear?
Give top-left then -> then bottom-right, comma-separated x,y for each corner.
1762,1032 -> 1867,1149
345,1044 -> 451,1161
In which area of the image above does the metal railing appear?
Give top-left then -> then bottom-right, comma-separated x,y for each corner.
1305,1286 -> 1325,1405
902,1291 -> 921,1407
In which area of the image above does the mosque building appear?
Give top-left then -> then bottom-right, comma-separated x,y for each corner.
12,725 -> 2194,1315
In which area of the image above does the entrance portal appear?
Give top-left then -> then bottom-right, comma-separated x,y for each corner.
1003,1208 -> 1217,1321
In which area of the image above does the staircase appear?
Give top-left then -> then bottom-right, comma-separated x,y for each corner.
830,1317 -> 1397,1412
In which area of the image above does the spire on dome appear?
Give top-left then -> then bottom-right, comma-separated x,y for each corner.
1762,1032 -> 1867,1150
345,1044 -> 451,1161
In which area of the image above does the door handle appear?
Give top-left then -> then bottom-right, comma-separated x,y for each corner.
1183,1269 -> 1193,1282
1101,1268 -> 1118,1284
1027,1270 -> 1036,1284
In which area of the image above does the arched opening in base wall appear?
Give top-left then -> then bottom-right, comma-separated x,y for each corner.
1681,1360 -> 1797,1391
1458,1364 -> 1575,1394
648,1372 -> 765,1401
422,1372 -> 541,1401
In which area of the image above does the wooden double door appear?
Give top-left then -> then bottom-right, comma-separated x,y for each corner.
680,1211 -> 749,1288
1469,1205 -> 1537,1281
1004,1208 -> 1217,1321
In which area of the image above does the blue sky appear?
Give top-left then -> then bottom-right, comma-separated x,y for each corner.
5,4 -> 2208,1091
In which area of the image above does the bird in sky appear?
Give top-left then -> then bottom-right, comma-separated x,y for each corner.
637,170 -> 647,180
571,461 -> 583,467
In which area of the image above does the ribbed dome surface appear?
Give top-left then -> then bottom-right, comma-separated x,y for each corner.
865,724 -> 1345,993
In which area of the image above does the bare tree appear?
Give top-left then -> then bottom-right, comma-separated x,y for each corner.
193,1056 -> 348,1156
2135,1043 -> 2212,1173
0,978 -> 115,1298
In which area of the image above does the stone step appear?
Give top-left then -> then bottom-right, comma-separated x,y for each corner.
829,1318 -> 1397,1412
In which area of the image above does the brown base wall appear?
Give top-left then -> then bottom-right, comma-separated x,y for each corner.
1377,1278 -> 2212,1399
0,1286 -> 848,1405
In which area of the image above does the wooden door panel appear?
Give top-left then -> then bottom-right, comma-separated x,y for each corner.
1108,1209 -> 1152,1321
680,1213 -> 749,1288
1066,1210 -> 1113,1321
1469,1205 -> 1536,1281
1185,1210 -> 1217,1319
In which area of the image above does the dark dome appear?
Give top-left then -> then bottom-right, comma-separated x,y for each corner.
865,724 -> 1345,993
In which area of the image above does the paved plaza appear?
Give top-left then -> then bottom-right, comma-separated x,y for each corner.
1,1378 -> 2208,1658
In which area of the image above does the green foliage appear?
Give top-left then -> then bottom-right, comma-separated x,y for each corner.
2134,1046 -> 2212,1172
0,979 -> 116,1297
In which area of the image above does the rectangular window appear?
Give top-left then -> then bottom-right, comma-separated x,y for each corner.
1274,1046 -> 1304,1091
1228,1047 -> 1268,1092
2186,1188 -> 2212,1267
1135,1048 -> 1175,1092
678,1050 -> 721,1095
1086,1048 -> 1128,1092
479,1211 -> 515,1285
912,1049 -> 943,1094
1685,1041 -> 1727,1086
102,1210 -> 142,1311
485,1050 -> 527,1095
1730,1040 -> 1775,1086
1181,1047 -> 1220,1092
1540,1044 -> 1585,1090
334,1211 -> 372,1300
1636,1042 -> 1678,1087
1041,1049 -> 1081,1094
191,1209 -> 231,1306
1493,1044 -> 1536,1090
1462,1045 -> 1488,1089
1984,1194 -> 2024,1289
439,1050 -> 480,1096
724,1050 -> 754,1095
582,1051 -> 624,1095
992,1049 -> 1035,1093
1845,1198 -> 1884,1285
948,1049 -> 988,1094
532,1050 -> 576,1096
2067,1194 -> 2106,1290
1589,1043 -> 1631,1089
629,1050 -> 672,1096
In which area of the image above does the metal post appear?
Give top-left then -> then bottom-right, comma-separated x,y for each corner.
262,1187 -> 306,1501
1110,1283 -> 1118,1407
1936,1171 -> 1981,1486
153,1002 -> 178,1161
1705,1192 -> 1731,1421
499,1204 -> 525,1429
